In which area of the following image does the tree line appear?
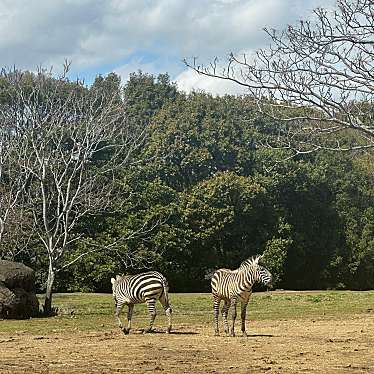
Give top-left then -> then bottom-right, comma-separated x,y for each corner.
1,69 -> 373,311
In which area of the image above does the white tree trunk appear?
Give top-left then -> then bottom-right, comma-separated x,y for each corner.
44,261 -> 55,315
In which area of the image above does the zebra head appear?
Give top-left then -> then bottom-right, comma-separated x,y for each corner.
253,255 -> 272,287
110,275 -> 122,297
256,265 -> 273,287
241,255 -> 273,287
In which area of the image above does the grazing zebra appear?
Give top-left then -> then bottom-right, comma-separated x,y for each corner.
211,255 -> 272,337
111,271 -> 172,334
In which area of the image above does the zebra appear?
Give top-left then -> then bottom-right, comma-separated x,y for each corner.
211,255 -> 272,337
110,271 -> 172,334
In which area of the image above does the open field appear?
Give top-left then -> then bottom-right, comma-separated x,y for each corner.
1,291 -> 374,373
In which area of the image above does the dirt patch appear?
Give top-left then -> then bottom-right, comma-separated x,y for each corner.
1,315 -> 373,373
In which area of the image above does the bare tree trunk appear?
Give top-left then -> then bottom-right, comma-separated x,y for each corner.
44,262 -> 55,316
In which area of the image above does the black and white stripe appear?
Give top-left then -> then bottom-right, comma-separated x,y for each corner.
111,271 -> 172,334
211,255 -> 272,337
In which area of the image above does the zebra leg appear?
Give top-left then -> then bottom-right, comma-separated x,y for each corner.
159,294 -> 172,333
240,300 -> 249,337
123,304 -> 134,335
115,303 -> 124,330
230,298 -> 238,337
165,307 -> 172,334
144,299 -> 157,333
221,300 -> 231,336
213,296 -> 221,336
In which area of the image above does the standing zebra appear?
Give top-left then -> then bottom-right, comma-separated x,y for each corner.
211,255 -> 272,337
111,271 -> 172,334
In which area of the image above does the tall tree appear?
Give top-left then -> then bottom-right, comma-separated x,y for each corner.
123,71 -> 178,126
186,0 -> 374,155
0,67 -> 147,314
144,93 -> 257,190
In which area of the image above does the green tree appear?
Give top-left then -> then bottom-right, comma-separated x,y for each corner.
144,93 -> 256,191
170,171 -> 278,290
123,71 -> 178,126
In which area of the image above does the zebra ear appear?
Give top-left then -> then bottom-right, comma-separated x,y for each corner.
111,277 -> 116,285
116,274 -> 122,281
257,255 -> 264,263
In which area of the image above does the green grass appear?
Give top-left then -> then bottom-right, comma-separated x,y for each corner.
0,291 -> 373,335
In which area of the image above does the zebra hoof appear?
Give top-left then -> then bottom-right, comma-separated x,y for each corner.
122,328 -> 129,335
143,328 -> 153,334
166,327 -> 171,334
214,332 -> 220,337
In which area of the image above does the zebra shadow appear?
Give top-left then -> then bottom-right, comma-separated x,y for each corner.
132,329 -> 199,335
245,333 -> 273,338
217,333 -> 274,338
169,331 -> 199,335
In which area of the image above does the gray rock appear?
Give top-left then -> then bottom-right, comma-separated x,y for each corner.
0,260 -> 39,319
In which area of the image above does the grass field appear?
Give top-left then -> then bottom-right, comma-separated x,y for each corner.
1,290 -> 374,373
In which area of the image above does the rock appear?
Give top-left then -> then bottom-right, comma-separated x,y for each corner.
0,260 -> 39,319
0,260 -> 36,291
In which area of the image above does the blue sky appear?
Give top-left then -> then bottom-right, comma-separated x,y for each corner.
0,0 -> 336,95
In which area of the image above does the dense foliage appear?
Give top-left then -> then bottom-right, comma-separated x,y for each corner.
1,71 -> 373,292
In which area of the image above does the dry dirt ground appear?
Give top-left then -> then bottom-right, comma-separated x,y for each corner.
1,315 -> 373,373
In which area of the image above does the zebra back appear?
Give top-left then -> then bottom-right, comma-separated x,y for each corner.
111,271 -> 169,305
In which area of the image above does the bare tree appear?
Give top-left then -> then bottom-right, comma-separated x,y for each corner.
186,0 -> 374,156
1,66 -> 148,314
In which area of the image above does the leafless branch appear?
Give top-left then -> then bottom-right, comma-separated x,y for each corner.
185,0 -> 374,156
58,215 -> 166,271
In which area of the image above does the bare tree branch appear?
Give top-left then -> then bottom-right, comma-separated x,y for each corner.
185,0 -> 374,156
58,215 -> 165,272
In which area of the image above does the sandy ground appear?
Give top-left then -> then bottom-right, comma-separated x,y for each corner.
0,315 -> 373,373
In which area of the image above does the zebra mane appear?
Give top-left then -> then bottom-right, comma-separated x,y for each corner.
239,255 -> 263,271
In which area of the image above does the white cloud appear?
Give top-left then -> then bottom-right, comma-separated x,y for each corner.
0,0 -> 336,93
176,68 -> 248,96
